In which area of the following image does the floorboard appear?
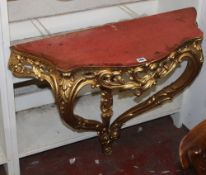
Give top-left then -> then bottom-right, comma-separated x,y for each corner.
18,116 -> 196,175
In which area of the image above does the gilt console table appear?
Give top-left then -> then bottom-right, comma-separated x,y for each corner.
9,7 -> 204,154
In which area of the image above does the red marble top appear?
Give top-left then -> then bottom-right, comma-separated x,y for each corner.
14,7 -> 203,71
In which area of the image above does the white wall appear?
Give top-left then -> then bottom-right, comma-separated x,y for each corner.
157,0 -> 199,12
182,0 -> 206,129
8,0 -> 142,22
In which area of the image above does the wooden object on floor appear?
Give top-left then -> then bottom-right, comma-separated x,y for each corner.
179,120 -> 206,175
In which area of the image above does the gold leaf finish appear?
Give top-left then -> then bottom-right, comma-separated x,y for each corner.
9,38 -> 204,154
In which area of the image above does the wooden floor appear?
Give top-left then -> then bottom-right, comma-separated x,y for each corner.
0,116 -> 196,175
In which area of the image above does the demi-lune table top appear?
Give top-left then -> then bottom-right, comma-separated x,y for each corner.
13,8 -> 203,71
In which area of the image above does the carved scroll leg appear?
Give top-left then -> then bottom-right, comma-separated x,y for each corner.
98,88 -> 113,155
59,78 -> 103,132
110,39 -> 203,141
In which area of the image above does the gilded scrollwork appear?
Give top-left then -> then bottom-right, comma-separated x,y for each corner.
9,38 -> 204,154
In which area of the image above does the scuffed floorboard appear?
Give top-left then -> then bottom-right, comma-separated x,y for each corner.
19,116 -> 195,175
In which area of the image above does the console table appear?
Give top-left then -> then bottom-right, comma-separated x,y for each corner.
8,7 -> 204,154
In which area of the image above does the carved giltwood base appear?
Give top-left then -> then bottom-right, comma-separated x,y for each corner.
9,38 -> 204,154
